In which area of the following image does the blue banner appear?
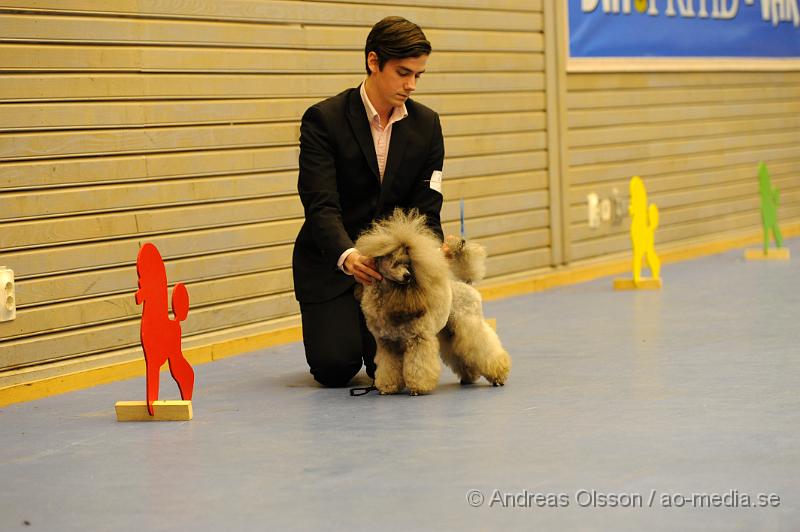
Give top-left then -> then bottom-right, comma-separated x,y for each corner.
568,0 -> 800,58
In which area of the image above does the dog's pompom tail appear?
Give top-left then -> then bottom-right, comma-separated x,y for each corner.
444,235 -> 487,283
171,283 -> 189,321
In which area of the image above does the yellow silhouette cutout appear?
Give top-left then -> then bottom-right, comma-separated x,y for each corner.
614,176 -> 661,290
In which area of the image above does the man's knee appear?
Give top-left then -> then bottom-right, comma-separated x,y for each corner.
311,363 -> 361,387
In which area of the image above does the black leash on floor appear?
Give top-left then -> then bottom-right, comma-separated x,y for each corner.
349,380 -> 377,396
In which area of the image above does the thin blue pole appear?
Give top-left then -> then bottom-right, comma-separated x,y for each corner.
460,198 -> 465,238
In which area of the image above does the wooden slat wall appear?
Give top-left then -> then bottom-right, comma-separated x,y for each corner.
566,72 -> 800,262
0,1 -> 549,371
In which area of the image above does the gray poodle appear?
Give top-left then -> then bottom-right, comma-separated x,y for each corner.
355,209 -> 511,395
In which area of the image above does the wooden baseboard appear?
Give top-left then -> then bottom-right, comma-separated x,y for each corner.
744,248 -> 791,260
0,326 -> 302,408
481,222 -> 800,301
613,278 -> 662,290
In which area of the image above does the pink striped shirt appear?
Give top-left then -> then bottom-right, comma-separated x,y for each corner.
359,81 -> 408,181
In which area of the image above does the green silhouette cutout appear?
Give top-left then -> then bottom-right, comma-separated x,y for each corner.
758,162 -> 783,253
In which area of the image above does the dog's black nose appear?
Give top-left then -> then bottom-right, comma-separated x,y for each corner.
402,272 -> 412,283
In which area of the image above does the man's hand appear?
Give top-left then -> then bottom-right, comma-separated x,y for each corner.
344,251 -> 382,285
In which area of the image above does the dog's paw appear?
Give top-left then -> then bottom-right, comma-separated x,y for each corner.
458,371 -> 479,385
376,383 -> 404,395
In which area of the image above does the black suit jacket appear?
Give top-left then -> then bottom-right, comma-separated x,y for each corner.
292,87 -> 445,303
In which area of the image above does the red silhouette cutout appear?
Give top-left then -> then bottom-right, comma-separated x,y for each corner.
134,243 -> 194,416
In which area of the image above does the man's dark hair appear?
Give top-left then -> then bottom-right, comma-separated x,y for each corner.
364,17 -> 431,75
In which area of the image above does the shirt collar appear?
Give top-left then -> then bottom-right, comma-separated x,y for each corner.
360,81 -> 408,127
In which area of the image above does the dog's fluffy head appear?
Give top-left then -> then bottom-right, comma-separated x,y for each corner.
355,209 -> 449,289
375,245 -> 414,285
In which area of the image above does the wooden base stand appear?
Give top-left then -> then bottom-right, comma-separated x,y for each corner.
613,278 -> 663,291
744,248 -> 790,261
115,400 -> 193,421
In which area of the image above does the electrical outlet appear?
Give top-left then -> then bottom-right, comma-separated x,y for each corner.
587,193 -> 600,228
590,190 -> 630,229
0,267 -> 16,322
